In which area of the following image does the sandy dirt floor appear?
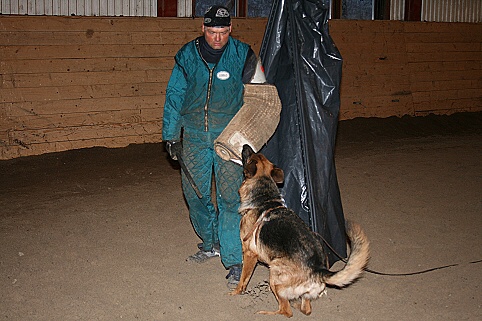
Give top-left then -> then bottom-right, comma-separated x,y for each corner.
1,112 -> 481,321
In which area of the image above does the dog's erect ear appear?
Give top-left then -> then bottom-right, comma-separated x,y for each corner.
271,166 -> 284,184
242,144 -> 255,166
244,159 -> 258,179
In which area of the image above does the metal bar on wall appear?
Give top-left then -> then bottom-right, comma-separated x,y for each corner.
422,0 -> 481,22
390,0 -> 481,22
177,0 -> 192,17
0,0 -> 158,16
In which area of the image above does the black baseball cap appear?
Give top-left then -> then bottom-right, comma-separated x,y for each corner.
203,5 -> 231,27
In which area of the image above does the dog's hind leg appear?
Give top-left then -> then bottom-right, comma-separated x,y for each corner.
258,283 -> 293,318
291,297 -> 312,316
300,297 -> 312,315
230,250 -> 257,295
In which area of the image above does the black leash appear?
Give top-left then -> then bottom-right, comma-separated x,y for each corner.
363,259 -> 482,277
315,232 -> 482,277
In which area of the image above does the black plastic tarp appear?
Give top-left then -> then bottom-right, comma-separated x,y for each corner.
259,0 -> 347,264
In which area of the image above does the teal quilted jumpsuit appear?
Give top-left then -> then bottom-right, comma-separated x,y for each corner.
162,36 -> 251,268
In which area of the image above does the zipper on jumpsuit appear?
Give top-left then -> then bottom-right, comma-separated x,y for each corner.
196,39 -> 216,133
204,68 -> 214,132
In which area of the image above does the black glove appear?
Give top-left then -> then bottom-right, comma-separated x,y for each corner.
166,141 -> 182,160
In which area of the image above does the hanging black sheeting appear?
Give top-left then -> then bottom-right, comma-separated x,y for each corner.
259,0 -> 347,265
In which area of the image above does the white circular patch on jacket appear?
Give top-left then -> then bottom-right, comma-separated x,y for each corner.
217,71 -> 230,80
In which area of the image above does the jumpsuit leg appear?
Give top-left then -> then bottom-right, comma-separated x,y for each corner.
213,153 -> 243,268
181,132 -> 219,251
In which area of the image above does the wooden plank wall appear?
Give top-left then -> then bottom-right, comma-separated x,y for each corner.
330,20 -> 482,119
404,22 -> 482,116
332,20 -> 415,119
1,16 -> 481,160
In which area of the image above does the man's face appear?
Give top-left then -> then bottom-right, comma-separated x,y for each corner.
202,25 -> 231,50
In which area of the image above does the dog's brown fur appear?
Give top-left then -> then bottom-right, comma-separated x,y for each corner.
229,145 -> 370,318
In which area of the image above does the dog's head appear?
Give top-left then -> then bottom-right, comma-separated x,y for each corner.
241,144 -> 284,184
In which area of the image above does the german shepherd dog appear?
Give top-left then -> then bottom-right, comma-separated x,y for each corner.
230,145 -> 370,318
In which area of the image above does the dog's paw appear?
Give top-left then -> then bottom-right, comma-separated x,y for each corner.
257,310 -> 293,318
229,289 -> 242,296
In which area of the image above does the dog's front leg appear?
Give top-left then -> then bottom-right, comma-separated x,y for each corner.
229,250 -> 257,295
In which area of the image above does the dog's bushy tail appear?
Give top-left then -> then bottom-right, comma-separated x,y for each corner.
324,220 -> 370,288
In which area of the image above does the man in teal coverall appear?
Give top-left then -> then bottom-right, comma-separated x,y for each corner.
162,5 -> 258,288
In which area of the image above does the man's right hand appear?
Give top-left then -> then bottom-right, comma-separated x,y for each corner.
166,141 -> 182,160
